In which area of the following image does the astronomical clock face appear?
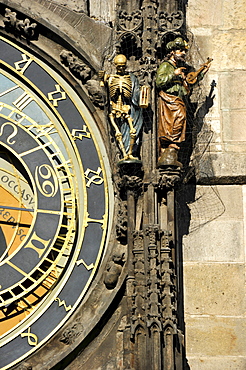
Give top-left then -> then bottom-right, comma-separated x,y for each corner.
0,36 -> 112,369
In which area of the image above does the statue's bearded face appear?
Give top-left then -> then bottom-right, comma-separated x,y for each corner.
172,49 -> 186,64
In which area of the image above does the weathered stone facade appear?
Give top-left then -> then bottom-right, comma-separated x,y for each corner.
0,0 -> 245,369
183,1 -> 246,368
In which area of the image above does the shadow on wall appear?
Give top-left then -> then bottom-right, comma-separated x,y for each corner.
178,78 -> 225,237
175,78 -> 225,369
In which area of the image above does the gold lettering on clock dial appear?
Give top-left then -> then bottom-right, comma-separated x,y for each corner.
35,164 -> 59,198
13,92 -> 33,111
24,231 -> 50,258
76,258 -> 94,270
85,213 -> 106,229
71,126 -> 91,141
55,297 -> 72,311
0,122 -> 18,145
21,327 -> 38,346
84,167 -> 103,188
48,84 -> 66,107
14,54 -> 33,74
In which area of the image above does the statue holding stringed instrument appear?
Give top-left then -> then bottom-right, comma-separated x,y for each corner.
156,37 -> 212,167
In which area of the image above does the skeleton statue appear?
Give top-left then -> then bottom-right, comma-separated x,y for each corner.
99,54 -> 148,161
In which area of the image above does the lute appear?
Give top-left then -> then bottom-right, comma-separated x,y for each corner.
186,57 -> 213,84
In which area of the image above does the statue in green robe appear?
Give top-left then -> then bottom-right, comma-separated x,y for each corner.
156,37 -> 211,167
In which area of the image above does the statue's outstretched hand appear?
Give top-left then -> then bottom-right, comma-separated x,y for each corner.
174,67 -> 186,79
202,64 -> 210,74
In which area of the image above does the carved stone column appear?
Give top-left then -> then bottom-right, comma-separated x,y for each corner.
114,1 -> 187,369
118,162 -> 144,369
157,166 -> 184,370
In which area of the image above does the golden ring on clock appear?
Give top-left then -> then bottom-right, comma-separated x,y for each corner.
0,105 -> 77,309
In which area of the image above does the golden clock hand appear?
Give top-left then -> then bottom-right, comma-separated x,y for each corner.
0,219 -> 32,227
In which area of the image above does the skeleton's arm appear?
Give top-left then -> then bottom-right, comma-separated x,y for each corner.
98,70 -> 109,87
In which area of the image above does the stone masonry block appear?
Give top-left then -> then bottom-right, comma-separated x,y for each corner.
59,0 -> 87,13
210,30 -> 246,71
183,220 -> 244,262
220,72 -> 246,111
187,0 -> 223,27
187,185 -> 243,221
213,185 -> 243,219
222,110 -> 246,142
90,0 -> 117,23
187,29 -> 246,72
183,263 -> 245,316
185,316 -> 246,357
219,0 -> 246,30
197,152 -> 246,181
187,356 -> 246,370
187,0 -> 246,29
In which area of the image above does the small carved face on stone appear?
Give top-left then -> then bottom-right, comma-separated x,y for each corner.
112,251 -> 125,264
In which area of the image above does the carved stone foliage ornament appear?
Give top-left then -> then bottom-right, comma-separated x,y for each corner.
60,50 -> 92,83
116,200 -> 128,241
60,322 -> 84,345
120,175 -> 143,196
157,168 -> 182,191
60,49 -> 105,108
158,11 -> 184,32
116,2 -> 186,84
15,365 -> 32,370
3,8 -> 38,40
118,10 -> 142,33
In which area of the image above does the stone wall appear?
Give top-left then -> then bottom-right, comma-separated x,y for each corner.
56,0 -> 117,24
0,0 -> 244,368
184,1 -> 246,368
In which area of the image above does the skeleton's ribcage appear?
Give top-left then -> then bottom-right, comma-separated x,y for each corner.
108,75 -> 132,99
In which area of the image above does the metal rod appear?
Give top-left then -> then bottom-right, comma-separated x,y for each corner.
0,205 -> 34,212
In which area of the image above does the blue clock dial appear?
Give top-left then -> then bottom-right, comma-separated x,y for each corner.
0,36 -> 112,369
